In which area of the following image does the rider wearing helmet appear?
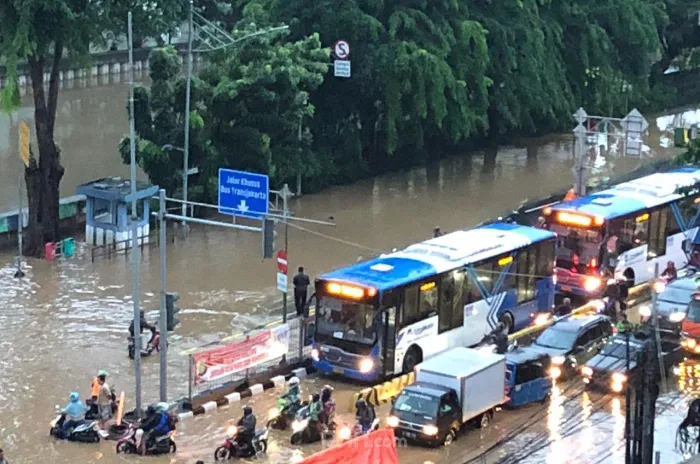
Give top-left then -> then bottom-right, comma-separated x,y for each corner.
281,377 -> 301,407
237,405 -> 257,453
319,385 -> 335,429
355,398 -> 376,433
139,405 -> 171,455
61,392 -> 87,436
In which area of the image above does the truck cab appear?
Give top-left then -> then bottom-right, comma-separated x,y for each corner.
387,383 -> 461,446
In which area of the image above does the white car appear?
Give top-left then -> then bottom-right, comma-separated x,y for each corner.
650,269 -> 700,332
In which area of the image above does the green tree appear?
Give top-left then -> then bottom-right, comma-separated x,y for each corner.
125,4 -> 329,201
0,0 -> 183,257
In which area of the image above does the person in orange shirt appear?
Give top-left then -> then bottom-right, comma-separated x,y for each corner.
563,188 -> 577,202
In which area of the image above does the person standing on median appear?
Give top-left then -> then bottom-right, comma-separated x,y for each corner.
293,266 -> 310,317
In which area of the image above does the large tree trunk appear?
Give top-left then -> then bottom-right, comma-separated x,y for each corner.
24,40 -> 65,257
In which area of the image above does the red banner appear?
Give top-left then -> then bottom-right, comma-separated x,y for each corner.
299,428 -> 399,464
192,324 -> 290,384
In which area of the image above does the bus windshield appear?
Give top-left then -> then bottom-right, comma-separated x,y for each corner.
550,222 -> 603,273
316,296 -> 377,345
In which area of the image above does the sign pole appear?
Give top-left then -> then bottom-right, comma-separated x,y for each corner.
158,188 -> 168,401
16,121 -> 29,279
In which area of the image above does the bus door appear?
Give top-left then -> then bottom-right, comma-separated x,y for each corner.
379,306 -> 397,376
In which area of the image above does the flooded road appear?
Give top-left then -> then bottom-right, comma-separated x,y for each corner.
0,78 -> 698,463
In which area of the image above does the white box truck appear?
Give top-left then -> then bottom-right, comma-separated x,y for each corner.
387,347 -> 506,447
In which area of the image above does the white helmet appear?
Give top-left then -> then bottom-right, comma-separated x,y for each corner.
288,376 -> 300,386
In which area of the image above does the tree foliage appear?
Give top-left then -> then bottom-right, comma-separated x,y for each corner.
127,0 -> 700,201
0,0 -> 183,256
125,4 -> 329,202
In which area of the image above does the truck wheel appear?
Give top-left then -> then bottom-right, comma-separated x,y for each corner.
402,346 -> 422,373
477,412 -> 491,429
443,429 -> 456,446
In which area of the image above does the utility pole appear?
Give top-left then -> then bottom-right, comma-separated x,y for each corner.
158,189 -> 168,401
127,11 -> 143,418
652,263 -> 667,392
625,327 -> 632,464
181,0 -> 194,227
15,171 -> 25,278
641,263 -> 662,463
296,118 -> 302,196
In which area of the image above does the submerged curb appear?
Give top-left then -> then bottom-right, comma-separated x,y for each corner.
177,366 -> 315,421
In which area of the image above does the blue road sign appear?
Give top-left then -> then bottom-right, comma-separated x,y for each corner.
218,168 -> 269,219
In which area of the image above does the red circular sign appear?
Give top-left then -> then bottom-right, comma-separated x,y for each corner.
277,250 -> 288,273
333,40 -> 351,60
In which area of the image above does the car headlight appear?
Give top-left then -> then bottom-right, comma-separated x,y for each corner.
581,366 -> 593,376
551,356 -> 565,365
311,348 -> 319,361
549,366 -> 562,379
291,419 -> 308,433
584,276 -> 601,292
268,408 -> 280,420
359,358 -> 374,373
670,312 -> 686,323
423,425 -> 439,436
387,415 -> 399,428
612,372 -> 627,383
639,305 -> 651,318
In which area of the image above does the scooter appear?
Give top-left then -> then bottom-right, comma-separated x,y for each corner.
115,422 -> 176,455
267,398 -> 307,430
214,424 -> 268,460
50,413 -> 101,443
337,418 -> 380,442
290,404 -> 334,445
128,329 -> 160,359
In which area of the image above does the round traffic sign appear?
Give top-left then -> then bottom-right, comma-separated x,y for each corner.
333,40 -> 351,60
277,250 -> 288,273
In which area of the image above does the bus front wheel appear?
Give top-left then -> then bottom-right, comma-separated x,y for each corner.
623,269 -> 635,287
402,346 -> 422,374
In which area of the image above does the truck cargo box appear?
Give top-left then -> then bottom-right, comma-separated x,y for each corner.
415,347 -> 506,423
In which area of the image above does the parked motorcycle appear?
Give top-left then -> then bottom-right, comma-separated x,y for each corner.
49,413 -> 100,443
337,418 -> 380,442
267,398 -> 307,430
214,424 -> 268,460
128,329 -> 160,359
115,422 -> 176,455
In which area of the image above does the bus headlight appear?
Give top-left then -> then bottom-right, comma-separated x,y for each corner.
612,373 -> 627,383
359,358 -> 374,373
387,415 -> 399,428
581,366 -> 593,377
670,312 -> 686,323
311,349 -> 320,361
423,424 -> 439,436
584,276 -> 602,293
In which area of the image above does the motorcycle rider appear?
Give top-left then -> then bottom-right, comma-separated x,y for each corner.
486,322 -> 508,354
236,406 -> 257,454
129,310 -> 156,343
661,261 -> 678,281
138,405 -> 172,455
319,385 -> 335,429
355,398 -> 376,433
308,393 -> 323,437
281,377 -> 301,409
61,392 -> 87,437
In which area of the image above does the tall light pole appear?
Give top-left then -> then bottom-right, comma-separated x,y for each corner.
182,0 -> 194,226
128,10 -> 143,418
180,3 -> 288,220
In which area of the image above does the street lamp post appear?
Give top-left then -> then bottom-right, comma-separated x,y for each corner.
180,3 -> 288,224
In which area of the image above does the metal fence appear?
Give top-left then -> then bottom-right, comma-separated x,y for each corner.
188,314 -> 314,400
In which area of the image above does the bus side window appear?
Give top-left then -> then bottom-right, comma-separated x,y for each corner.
419,282 -> 438,316
464,272 -> 480,304
452,270 -> 465,329
402,286 -> 419,325
536,240 -> 555,277
648,207 -> 668,258
516,249 -> 534,303
439,274 -> 455,333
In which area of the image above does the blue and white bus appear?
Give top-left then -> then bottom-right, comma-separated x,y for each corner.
310,223 -> 557,381
546,168 -> 700,297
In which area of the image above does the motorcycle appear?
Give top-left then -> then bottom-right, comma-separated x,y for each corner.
214,424 -> 268,460
128,329 -> 160,359
267,398 -> 307,430
476,332 -> 516,354
337,418 -> 379,442
290,403 -> 334,445
115,422 -> 176,455
49,413 -> 101,443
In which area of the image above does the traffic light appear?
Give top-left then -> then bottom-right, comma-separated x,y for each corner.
166,292 -> 180,331
262,218 -> 276,259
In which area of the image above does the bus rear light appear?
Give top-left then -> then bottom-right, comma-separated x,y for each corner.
556,212 -> 593,227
